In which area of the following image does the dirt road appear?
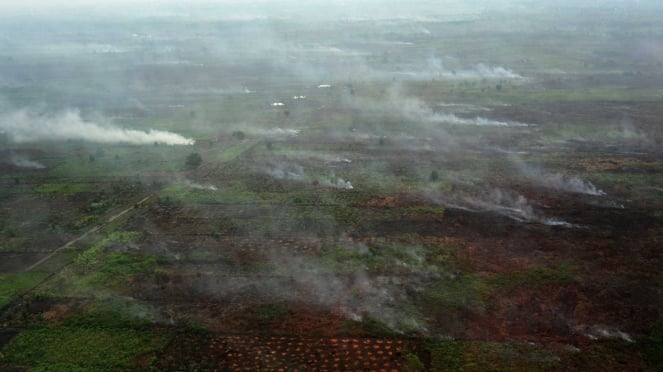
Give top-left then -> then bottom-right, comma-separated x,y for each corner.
23,195 -> 153,272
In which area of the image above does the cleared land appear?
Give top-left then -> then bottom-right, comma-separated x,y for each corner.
1,3 -> 662,371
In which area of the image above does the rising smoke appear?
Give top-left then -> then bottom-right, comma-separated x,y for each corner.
0,109 -> 195,145
457,188 -> 575,227
410,57 -> 523,80
181,179 -> 218,191
9,153 -> 46,169
542,173 -> 606,196
354,86 -> 530,129
266,162 -> 354,189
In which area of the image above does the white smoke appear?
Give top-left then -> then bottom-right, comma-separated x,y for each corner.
0,109 -> 195,145
181,179 -> 218,191
243,127 -> 302,138
319,174 -> 354,190
577,324 -> 634,343
511,157 -> 607,196
283,151 -> 351,164
265,163 -> 354,190
190,240 -> 427,333
543,173 -> 606,196
400,57 -> 523,80
472,63 -> 522,79
428,113 -> 528,127
266,163 -> 305,181
461,189 -> 575,227
396,91 -> 528,127
10,154 -> 46,169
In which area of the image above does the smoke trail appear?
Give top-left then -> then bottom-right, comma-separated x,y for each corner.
577,324 -> 634,342
461,189 -> 576,227
428,113 -> 528,127
10,154 -> 46,169
396,90 -> 528,127
266,163 -> 354,189
400,57 -> 523,80
266,163 -> 306,181
181,179 -> 218,191
0,109 -> 195,145
241,127 -> 302,138
472,63 -> 522,79
319,176 -> 354,190
542,173 -> 606,196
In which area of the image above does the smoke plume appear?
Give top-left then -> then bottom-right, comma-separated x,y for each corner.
542,173 -> 606,196
393,88 -> 528,127
460,189 -> 575,227
397,57 -> 523,80
10,153 -> 46,169
0,109 -> 195,145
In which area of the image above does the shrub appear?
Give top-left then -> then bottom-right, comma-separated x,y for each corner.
185,152 -> 202,168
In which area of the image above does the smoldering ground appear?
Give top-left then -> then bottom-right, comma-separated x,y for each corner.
0,2 -> 660,360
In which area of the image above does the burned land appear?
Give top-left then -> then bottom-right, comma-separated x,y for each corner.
1,1 -> 663,371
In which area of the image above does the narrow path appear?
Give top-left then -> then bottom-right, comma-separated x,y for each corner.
23,195 -> 153,273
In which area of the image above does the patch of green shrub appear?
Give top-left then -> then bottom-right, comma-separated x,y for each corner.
0,272 -> 49,308
0,326 -> 170,371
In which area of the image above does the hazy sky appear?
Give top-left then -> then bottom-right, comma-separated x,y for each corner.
0,0 -> 478,21
3,0 -> 658,19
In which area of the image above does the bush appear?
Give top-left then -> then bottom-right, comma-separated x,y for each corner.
185,152 -> 202,168
405,353 -> 425,371
232,131 -> 246,140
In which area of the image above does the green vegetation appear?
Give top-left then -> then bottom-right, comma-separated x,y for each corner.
341,316 -> 400,338
0,326 -> 171,371
0,272 -> 49,308
492,261 -> 577,293
256,302 -> 289,323
185,152 -> 203,168
0,233 -> 26,253
61,308 -> 155,329
428,340 -> 465,371
34,183 -> 91,195
639,322 -> 663,370
405,352 -> 426,372
1,5 -> 662,371
425,340 -> 561,372
72,214 -> 99,229
558,339 -> 645,371
64,251 -> 160,297
317,239 -> 451,276
419,274 -> 487,312
407,205 -> 446,215
74,231 -> 142,270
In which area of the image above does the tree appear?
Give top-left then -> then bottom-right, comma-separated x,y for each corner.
232,131 -> 245,140
185,152 -> 202,168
